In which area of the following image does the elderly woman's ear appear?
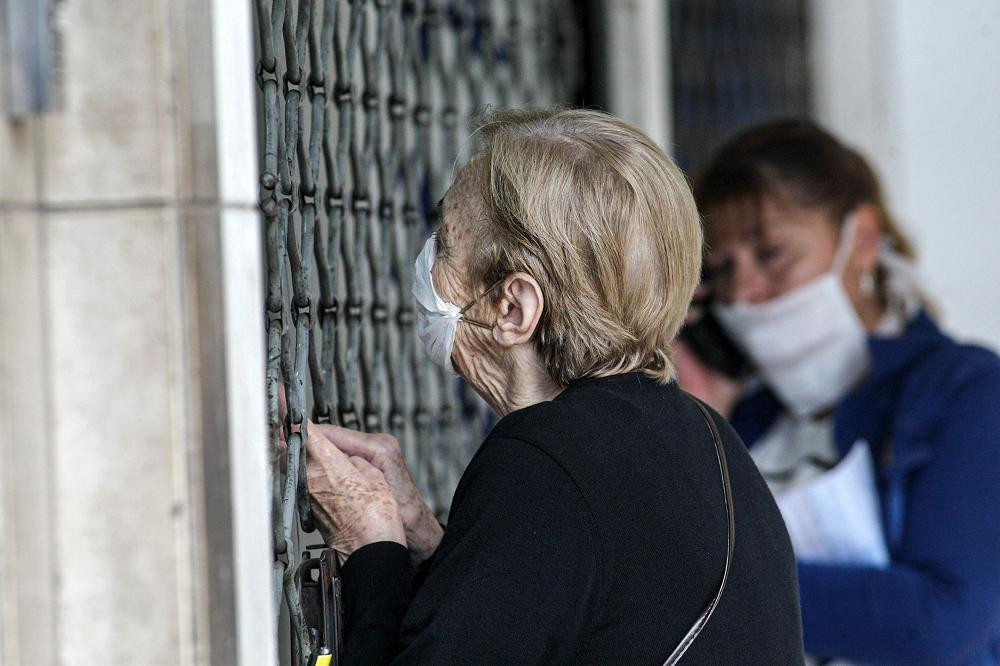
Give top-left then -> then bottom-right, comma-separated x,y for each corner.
493,272 -> 545,347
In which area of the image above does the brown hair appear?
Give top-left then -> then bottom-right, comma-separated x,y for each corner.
695,119 -> 915,259
452,108 -> 703,386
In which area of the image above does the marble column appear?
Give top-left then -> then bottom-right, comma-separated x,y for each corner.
0,1 -> 273,664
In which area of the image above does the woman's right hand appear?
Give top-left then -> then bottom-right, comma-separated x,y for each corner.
312,424 -> 444,564
675,285 -> 745,418
305,427 -> 406,559
674,340 -> 744,420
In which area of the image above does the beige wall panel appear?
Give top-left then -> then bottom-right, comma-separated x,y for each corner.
0,214 -> 57,666
45,213 -> 187,665
39,0 -> 175,205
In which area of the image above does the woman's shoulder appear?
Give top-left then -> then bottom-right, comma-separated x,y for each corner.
875,310 -> 999,383
918,337 -> 1000,383
867,319 -> 1000,466
481,395 -> 604,489
893,324 -> 1000,410
486,373 -> 695,464
483,375 -> 754,511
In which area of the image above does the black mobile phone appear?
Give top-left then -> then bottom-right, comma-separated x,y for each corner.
679,293 -> 751,380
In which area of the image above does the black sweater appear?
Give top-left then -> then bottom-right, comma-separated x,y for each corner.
340,373 -> 805,664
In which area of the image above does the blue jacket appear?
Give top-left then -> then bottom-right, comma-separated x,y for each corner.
731,311 -> 1000,665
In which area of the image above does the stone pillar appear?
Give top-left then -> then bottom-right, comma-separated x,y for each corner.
0,1 -> 274,665
602,0 -> 673,151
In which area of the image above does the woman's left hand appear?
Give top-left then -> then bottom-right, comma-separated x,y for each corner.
305,425 -> 407,559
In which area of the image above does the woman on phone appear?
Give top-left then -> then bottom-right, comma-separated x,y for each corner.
678,120 -> 1000,665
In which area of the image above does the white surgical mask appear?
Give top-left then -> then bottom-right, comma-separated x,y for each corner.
412,233 -> 495,372
712,218 -> 870,417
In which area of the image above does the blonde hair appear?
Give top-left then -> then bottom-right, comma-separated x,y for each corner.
452,108 -> 702,386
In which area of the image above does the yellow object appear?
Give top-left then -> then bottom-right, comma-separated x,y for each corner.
314,654 -> 332,666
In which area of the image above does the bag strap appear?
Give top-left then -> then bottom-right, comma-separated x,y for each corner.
662,401 -> 736,666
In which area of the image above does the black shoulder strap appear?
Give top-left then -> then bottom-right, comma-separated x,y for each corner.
662,401 -> 736,666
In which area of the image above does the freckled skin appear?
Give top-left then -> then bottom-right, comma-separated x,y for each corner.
432,166 -> 561,416
274,392 -> 408,559
305,429 -> 406,558
317,425 -> 443,563
432,190 -> 513,411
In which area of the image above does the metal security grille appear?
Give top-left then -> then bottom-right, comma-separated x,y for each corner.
669,0 -> 810,173
253,1 -> 580,663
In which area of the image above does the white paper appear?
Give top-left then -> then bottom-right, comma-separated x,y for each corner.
775,439 -> 890,568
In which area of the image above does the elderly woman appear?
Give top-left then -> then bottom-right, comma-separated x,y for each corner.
304,109 -> 805,664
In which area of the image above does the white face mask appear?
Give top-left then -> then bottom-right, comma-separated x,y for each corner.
411,233 -> 495,372
712,218 -> 870,417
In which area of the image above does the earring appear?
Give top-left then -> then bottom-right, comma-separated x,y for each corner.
859,271 -> 876,298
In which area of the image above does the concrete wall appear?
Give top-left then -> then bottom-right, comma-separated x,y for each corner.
809,0 -> 1000,347
0,1 -> 273,664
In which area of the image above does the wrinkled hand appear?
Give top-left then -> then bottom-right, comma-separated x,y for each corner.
313,424 -> 443,564
305,426 -> 406,559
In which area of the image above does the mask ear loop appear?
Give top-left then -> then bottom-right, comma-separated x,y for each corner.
459,276 -> 507,330
833,213 -> 860,274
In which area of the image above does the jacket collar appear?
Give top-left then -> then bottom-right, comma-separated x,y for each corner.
835,311 -> 947,471
733,310 -> 947,466
864,311 -> 946,382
